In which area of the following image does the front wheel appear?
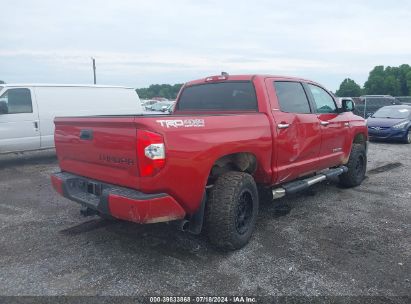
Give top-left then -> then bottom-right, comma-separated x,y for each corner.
339,143 -> 367,187
404,129 -> 411,144
205,171 -> 259,250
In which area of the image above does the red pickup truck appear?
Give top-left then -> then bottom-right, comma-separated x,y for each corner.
51,74 -> 368,250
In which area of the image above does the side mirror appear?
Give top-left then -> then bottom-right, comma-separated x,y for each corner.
342,99 -> 355,112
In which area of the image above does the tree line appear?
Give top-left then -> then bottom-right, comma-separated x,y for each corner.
136,64 -> 411,99
136,83 -> 183,100
4,64 -> 411,99
336,64 -> 411,97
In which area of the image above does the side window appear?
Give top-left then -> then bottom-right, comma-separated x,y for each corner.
307,84 -> 337,114
0,88 -> 33,114
274,81 -> 311,114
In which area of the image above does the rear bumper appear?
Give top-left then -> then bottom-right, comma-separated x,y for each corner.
51,172 -> 186,224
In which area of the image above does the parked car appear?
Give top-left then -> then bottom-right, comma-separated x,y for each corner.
51,74 -> 368,250
337,97 -> 355,110
353,95 -> 402,118
395,96 -> 411,106
141,99 -> 158,110
150,101 -> 174,112
367,105 -> 411,143
164,102 -> 175,113
0,84 -> 143,154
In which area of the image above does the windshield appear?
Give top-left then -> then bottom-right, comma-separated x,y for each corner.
372,107 -> 411,119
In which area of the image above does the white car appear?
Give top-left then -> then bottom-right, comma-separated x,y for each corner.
0,84 -> 143,154
141,99 -> 158,110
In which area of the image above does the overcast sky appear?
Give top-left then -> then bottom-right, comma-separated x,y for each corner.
1,0 -> 410,91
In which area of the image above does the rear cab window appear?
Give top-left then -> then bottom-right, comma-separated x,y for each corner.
0,88 -> 33,114
176,81 -> 258,111
274,81 -> 311,113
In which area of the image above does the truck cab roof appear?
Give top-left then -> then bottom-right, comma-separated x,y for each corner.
185,74 -> 321,87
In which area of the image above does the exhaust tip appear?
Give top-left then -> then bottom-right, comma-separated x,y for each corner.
272,188 -> 286,199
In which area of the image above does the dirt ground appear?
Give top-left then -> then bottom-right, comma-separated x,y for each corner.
0,142 -> 409,297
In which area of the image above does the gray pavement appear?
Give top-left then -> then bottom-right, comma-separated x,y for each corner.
0,143 -> 409,296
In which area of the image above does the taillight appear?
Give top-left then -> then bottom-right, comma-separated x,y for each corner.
137,130 -> 166,177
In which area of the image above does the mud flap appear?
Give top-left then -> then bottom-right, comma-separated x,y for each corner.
187,193 -> 206,234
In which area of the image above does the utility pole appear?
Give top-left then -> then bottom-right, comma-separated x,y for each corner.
91,57 -> 96,84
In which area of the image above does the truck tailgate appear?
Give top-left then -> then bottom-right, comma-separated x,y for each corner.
54,116 -> 140,189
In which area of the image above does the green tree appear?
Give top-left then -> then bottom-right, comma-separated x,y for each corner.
364,66 -> 386,95
406,71 -> 411,95
136,83 -> 183,99
383,75 -> 400,96
363,65 -> 411,96
335,78 -> 362,97
398,64 -> 411,95
0,80 -> 5,84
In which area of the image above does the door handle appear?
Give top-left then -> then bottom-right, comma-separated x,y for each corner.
320,121 -> 329,126
277,123 -> 290,129
33,121 -> 39,130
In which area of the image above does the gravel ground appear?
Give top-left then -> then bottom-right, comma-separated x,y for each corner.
0,143 -> 410,297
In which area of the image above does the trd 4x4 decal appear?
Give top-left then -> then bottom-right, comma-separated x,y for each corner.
156,119 -> 205,128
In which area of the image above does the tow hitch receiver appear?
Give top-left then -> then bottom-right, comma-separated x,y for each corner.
272,166 -> 348,199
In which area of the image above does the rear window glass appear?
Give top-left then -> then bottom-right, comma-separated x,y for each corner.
176,81 -> 257,111
274,81 -> 311,114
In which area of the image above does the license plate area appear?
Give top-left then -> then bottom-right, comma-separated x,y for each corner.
68,179 -> 102,197
86,181 -> 102,196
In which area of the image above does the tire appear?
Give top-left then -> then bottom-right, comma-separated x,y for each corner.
205,171 -> 259,250
403,129 -> 411,144
339,143 -> 367,188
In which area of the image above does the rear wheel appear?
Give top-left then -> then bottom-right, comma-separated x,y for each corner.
205,171 -> 259,250
339,143 -> 367,187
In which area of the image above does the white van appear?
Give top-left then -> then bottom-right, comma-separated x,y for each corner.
0,84 -> 143,154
